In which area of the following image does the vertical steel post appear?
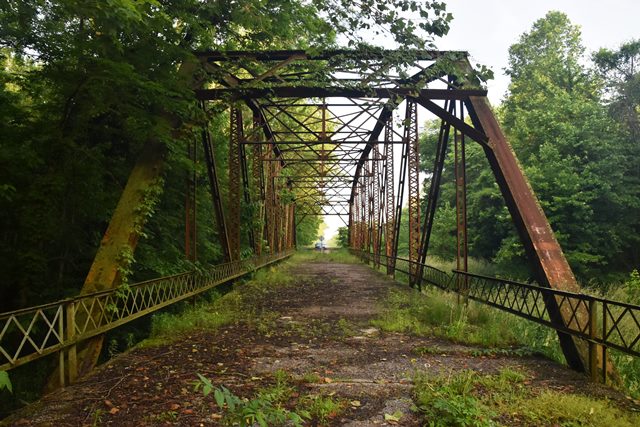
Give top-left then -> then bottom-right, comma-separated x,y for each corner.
252,114 -> 265,256
362,166 -> 369,256
274,163 -> 282,253
406,101 -> 420,286
454,101 -> 468,296
589,299 -> 598,382
292,204 -> 298,249
266,161 -> 276,254
373,145 -> 383,268
354,190 -> 361,250
66,302 -> 77,384
602,302 -> 608,383
228,107 -> 243,260
390,105 -> 411,276
201,121 -> 232,262
347,201 -> 357,249
58,306 -> 65,387
239,130 -> 254,250
384,118 -> 395,275
415,99 -> 453,289
369,158 -> 376,260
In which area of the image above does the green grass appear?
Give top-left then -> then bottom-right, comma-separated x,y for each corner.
297,394 -> 347,425
583,272 -> 640,398
139,260 -> 296,347
297,372 -> 323,384
195,370 -> 306,426
413,368 -> 640,427
368,257 -> 640,402
195,369 -> 346,427
371,287 -> 526,348
291,248 -> 360,264
425,255 -> 500,277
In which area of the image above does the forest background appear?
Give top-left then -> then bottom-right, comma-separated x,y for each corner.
0,2 -> 638,317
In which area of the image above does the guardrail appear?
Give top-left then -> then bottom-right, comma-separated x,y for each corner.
0,250 -> 293,381
351,249 -> 640,383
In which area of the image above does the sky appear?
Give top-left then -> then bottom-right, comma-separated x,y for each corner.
441,0 -> 640,104
321,0 -> 640,244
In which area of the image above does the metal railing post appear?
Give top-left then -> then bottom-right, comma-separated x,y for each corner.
65,301 -> 78,384
58,306 -> 65,387
588,298 -> 597,382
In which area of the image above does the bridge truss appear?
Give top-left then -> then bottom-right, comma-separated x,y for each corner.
4,49 -> 636,390
195,49 -> 610,381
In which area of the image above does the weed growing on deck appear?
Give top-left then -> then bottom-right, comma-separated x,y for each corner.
298,372 -> 323,384
194,369 -> 347,427
297,394 -> 347,424
372,287 -> 522,348
195,371 -> 308,427
292,248 -> 360,264
413,368 -> 640,426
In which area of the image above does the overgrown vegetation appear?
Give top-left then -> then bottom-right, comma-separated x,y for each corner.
413,368 -> 640,426
293,248 -> 361,264
372,286 -> 560,358
142,261 -> 296,347
372,267 -> 640,398
419,12 -> 639,284
195,369 -> 346,426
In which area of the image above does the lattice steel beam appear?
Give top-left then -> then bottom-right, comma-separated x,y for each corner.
228,107 -> 243,260
406,101 -> 420,286
384,118 -> 395,275
454,101 -> 468,293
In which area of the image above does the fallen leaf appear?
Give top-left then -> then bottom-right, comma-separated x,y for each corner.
109,407 -> 120,415
384,412 -> 402,422
324,377 -> 333,383
104,400 -> 113,407
350,400 -> 361,407
170,403 -> 180,411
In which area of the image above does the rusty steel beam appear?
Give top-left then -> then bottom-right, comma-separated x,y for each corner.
389,115 -> 411,275
196,88 -> 487,100
415,99 -> 453,289
374,145 -> 384,268
384,118 -> 395,275
369,153 -> 378,262
239,128 -> 255,250
360,173 -> 367,252
413,97 -> 488,145
228,107 -> 243,261
196,49 -> 460,62
251,114 -> 265,256
454,101 -> 468,296
265,160 -> 274,254
406,101 -> 420,286
466,96 -> 593,375
201,119 -> 232,262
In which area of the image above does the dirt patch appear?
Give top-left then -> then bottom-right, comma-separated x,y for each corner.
4,258 -> 636,426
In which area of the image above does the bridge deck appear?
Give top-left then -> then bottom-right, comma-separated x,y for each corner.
7,255 -> 633,425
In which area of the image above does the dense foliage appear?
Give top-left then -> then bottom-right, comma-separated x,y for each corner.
0,0 -> 453,312
421,12 -> 639,283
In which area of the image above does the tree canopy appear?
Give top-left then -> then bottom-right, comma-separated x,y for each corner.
0,0 -> 456,310
419,11 -> 639,281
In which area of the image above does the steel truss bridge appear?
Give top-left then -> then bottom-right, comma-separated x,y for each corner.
1,49 -> 639,391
